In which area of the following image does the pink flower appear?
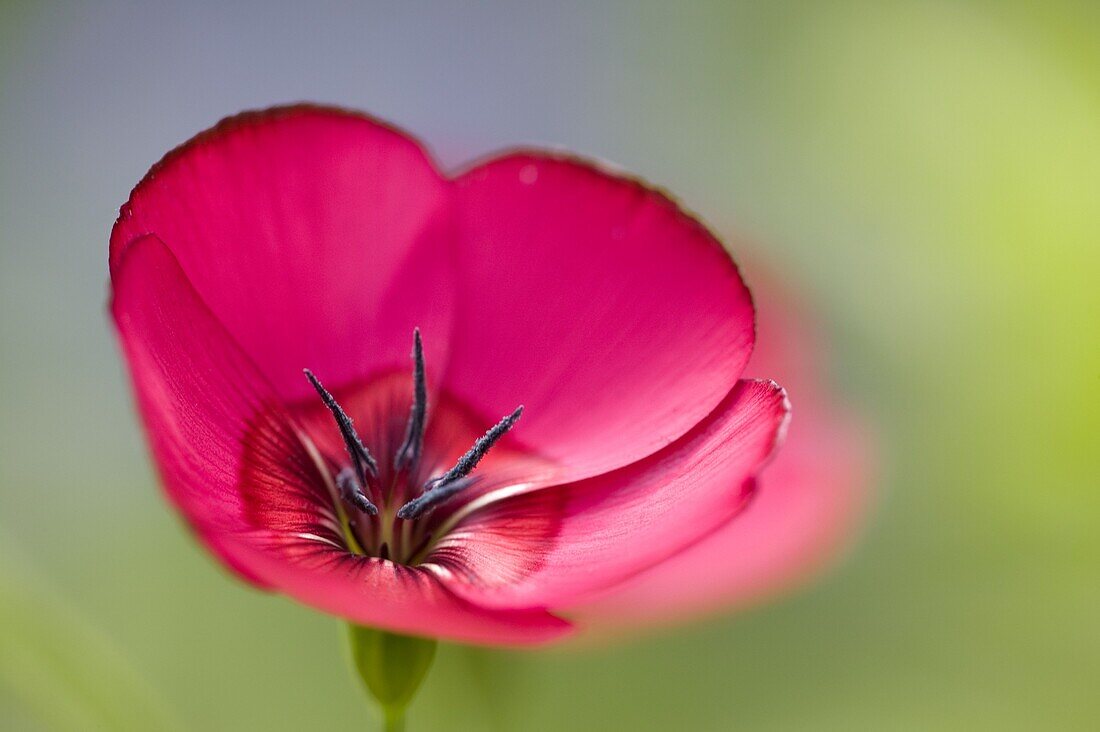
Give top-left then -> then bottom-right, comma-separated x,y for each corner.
110,105 -> 794,646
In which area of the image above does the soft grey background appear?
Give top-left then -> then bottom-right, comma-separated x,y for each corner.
2,1 -> 1097,730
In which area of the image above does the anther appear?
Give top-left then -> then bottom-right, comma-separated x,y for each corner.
395,328 -> 427,471
430,406 -> 523,489
396,477 -> 477,520
396,406 -> 523,520
304,369 -> 379,485
336,466 -> 378,515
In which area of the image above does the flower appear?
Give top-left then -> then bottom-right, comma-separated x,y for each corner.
110,104 -> 791,646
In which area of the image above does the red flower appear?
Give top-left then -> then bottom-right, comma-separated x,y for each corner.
110,105 -> 794,645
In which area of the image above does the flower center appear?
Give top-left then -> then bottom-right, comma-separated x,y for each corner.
300,329 -> 523,565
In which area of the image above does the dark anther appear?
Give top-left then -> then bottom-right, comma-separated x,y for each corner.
336,466 -> 378,516
396,406 -> 523,520
396,477 -> 477,520
430,406 -> 523,489
394,328 -> 427,471
304,368 -> 380,499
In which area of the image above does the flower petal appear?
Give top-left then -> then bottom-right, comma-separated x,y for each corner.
446,154 -> 755,482
112,236 -> 569,645
226,543 -> 572,646
111,105 -> 455,402
429,379 -> 788,610
570,268 -> 873,629
572,412 -> 867,630
111,235 -> 313,585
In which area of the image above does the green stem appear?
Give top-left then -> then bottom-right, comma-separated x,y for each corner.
384,709 -> 406,732
346,625 -> 437,731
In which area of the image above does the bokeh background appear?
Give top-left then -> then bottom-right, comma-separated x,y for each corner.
1,1 -> 1097,729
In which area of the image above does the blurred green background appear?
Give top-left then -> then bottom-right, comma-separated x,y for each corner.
1,1 -> 1097,729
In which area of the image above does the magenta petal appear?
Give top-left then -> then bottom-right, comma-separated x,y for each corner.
447,154 -> 755,482
226,545 -> 571,646
111,105 -> 455,401
111,235 -> 313,586
573,411 -> 867,630
570,271 -> 872,629
432,379 -> 788,610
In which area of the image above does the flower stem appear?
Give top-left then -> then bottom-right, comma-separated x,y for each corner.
384,709 -> 406,732
345,625 -> 437,731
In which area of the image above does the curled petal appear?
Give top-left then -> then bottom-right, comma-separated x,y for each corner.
571,269 -> 873,629
111,235 -> 320,585
429,380 -> 788,610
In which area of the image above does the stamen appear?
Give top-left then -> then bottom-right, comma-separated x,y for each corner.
396,406 -> 523,520
304,369 -> 379,484
396,477 -> 477,520
430,406 -> 523,489
336,466 -> 378,516
394,328 -> 427,471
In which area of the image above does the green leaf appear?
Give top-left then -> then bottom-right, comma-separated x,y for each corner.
346,625 -> 436,729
